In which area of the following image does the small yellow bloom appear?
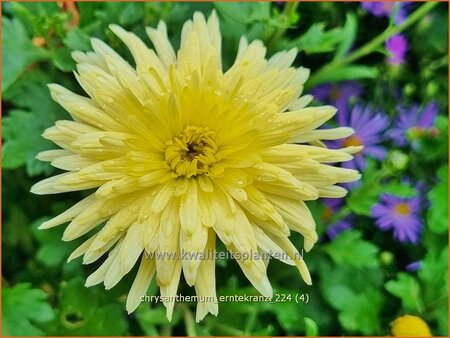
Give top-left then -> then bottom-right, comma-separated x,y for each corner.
391,315 -> 432,337
31,11 -> 361,321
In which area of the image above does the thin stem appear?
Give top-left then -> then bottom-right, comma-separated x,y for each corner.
308,2 -> 439,87
182,304 -> 197,337
244,306 -> 258,335
214,323 -> 246,336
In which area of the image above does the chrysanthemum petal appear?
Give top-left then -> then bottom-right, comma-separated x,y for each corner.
146,21 -> 176,68
227,243 -> 272,298
85,239 -> 122,287
160,259 -> 182,321
194,229 -> 218,322
126,257 -> 156,314
104,222 -> 144,289
67,234 -> 97,263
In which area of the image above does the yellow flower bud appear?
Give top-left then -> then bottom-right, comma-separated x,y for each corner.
391,315 -> 432,337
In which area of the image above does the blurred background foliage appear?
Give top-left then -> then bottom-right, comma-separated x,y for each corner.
1,1 -> 448,336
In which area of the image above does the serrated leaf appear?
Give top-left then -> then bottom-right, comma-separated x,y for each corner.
31,217 -> 78,267
419,246 -> 448,292
427,165 -> 448,234
288,23 -> 343,54
63,29 -> 92,52
214,2 -> 270,25
2,70 -> 68,176
56,278 -> 128,335
2,110 -> 54,172
324,230 -> 379,268
2,17 -> 49,92
337,288 -> 383,335
2,283 -> 55,336
318,260 -> 384,335
385,273 -> 423,312
52,47 -> 76,72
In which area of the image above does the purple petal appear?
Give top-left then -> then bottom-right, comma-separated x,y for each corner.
364,145 -> 387,161
418,102 -> 438,128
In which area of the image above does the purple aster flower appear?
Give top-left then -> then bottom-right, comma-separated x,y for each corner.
322,198 -> 353,239
387,102 -> 439,147
328,105 -> 390,171
311,81 -> 363,115
361,2 -> 411,25
371,194 -> 423,244
406,261 -> 422,272
385,33 -> 408,65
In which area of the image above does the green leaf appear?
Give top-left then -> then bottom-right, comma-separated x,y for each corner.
2,110 -> 54,173
304,317 -> 319,336
418,116 -> 448,161
2,283 -> 55,336
269,287 -> 332,335
419,246 -> 448,295
334,13 -> 358,60
2,17 -> 49,92
418,246 -> 448,335
214,2 -> 271,25
52,47 -> 76,72
2,70 -> 68,176
32,217 -> 78,267
63,29 -> 92,52
347,159 -> 383,216
337,288 -> 383,335
385,273 -> 423,312
311,64 -> 378,85
56,278 -> 128,335
136,305 -> 181,334
427,165 -> 448,234
288,23 -> 343,54
118,2 -> 145,26
383,182 -> 416,198
318,261 -> 384,335
323,230 -> 379,268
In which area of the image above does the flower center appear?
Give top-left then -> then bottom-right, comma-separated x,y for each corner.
395,203 -> 411,216
343,135 -> 362,147
322,206 -> 333,222
164,126 -> 219,178
408,126 -> 425,138
329,86 -> 341,102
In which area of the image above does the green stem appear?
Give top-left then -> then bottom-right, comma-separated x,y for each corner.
308,2 -> 439,87
244,307 -> 258,335
182,304 -> 197,337
267,2 -> 299,49
428,55 -> 448,71
214,323 -> 246,336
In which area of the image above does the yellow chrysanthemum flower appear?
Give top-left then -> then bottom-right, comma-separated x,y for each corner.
31,11 -> 361,321
391,315 -> 432,337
